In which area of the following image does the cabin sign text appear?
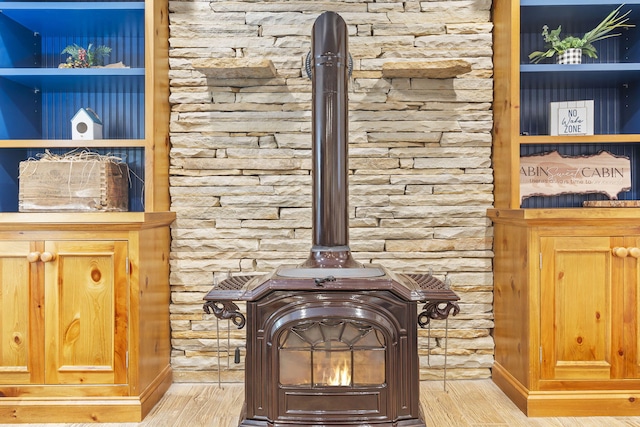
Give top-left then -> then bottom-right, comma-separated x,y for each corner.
520,151 -> 631,201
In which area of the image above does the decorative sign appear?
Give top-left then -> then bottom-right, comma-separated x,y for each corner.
550,100 -> 594,136
520,151 -> 631,201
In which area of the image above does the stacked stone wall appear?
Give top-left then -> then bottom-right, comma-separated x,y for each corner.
168,0 -> 495,382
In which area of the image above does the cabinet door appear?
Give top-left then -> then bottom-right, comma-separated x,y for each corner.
0,241 -> 44,384
540,236 -> 624,381
44,240 -> 128,385
624,235 -> 640,378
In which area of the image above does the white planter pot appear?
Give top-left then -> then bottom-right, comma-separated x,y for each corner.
557,48 -> 582,64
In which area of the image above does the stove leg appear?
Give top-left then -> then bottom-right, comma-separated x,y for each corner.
216,317 -> 222,389
427,322 -> 431,366
444,316 -> 449,392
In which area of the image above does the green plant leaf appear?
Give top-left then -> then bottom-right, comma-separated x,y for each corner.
61,43 -> 111,67
528,5 -> 635,63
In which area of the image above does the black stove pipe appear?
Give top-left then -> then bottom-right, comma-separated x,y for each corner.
302,11 -> 361,269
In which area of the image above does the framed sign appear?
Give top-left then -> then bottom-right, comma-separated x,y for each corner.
550,100 -> 594,136
520,150 -> 631,202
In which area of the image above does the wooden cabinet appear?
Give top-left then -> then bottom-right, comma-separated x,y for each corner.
44,240 -> 129,386
0,239 -> 128,386
539,233 -> 640,384
539,235 -> 626,383
0,241 -> 41,385
0,0 -> 173,422
0,215 -> 173,422
492,0 -> 640,416
490,210 -> 640,416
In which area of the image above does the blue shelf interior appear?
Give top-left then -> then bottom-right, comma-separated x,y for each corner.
0,147 -> 145,212
519,3 -> 640,208
0,2 -> 145,140
0,148 -> 25,212
520,3 -> 640,135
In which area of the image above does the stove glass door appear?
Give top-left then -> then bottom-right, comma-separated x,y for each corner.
279,319 -> 386,387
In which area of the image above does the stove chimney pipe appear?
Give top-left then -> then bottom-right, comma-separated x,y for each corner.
302,11 -> 361,269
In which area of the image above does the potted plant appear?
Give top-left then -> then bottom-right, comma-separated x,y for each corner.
529,4 -> 634,64
59,43 -> 112,68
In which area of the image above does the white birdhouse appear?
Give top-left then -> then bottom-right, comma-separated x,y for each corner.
71,107 -> 103,140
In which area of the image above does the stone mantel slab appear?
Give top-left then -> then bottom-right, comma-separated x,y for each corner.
192,58 -> 277,79
382,59 -> 472,78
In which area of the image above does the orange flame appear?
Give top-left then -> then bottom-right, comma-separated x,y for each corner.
323,357 -> 351,386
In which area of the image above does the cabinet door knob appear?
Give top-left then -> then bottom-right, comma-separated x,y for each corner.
40,252 -> 56,263
613,247 -> 629,257
26,252 -> 41,263
629,247 -> 640,258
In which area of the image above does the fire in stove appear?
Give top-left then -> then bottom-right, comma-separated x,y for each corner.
204,11 -> 460,427
322,358 -> 350,387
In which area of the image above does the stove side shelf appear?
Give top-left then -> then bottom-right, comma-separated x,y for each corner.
202,274 -> 259,329
401,273 -> 461,328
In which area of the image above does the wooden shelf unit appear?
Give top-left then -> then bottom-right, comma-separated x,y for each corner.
492,1 -> 640,416
0,1 -> 173,422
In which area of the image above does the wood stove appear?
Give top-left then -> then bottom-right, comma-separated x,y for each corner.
205,269 -> 458,426
203,12 -> 459,427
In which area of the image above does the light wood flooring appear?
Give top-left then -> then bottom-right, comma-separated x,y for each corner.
3,380 -> 640,426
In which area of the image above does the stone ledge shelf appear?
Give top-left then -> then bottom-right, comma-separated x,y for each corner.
382,59 -> 472,79
192,58 -> 277,79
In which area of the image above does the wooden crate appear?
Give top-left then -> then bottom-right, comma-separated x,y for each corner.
19,160 -> 128,212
